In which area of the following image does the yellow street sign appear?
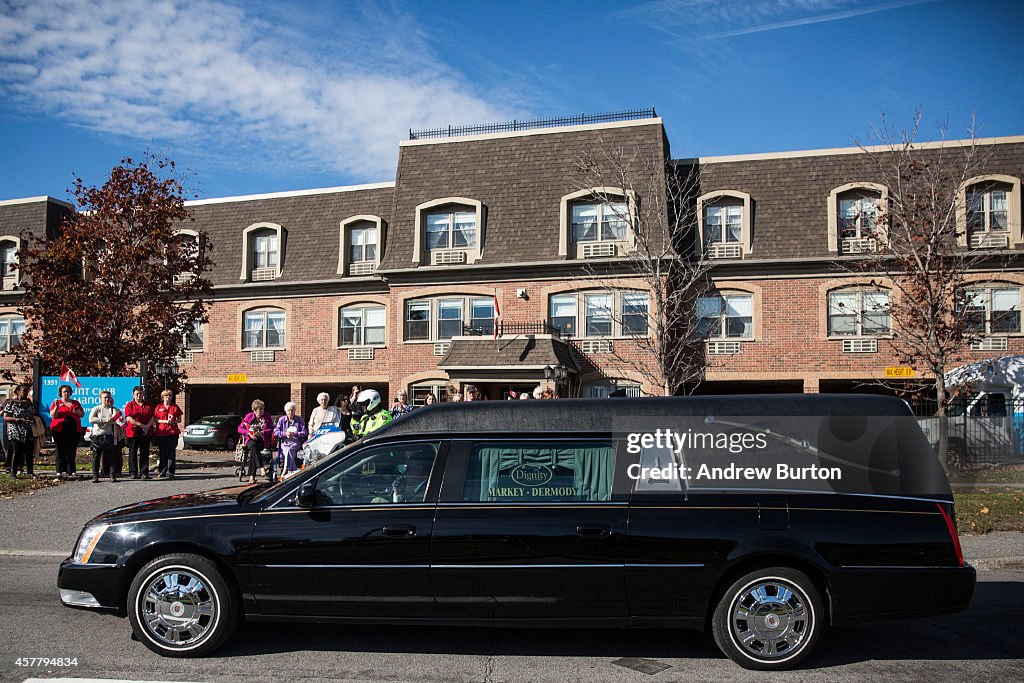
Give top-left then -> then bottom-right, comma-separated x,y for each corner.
884,367 -> 915,378
227,373 -> 248,383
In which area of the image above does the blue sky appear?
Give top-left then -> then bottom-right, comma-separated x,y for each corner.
1,0 -> 1022,203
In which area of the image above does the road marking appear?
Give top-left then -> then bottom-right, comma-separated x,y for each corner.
0,549 -> 66,558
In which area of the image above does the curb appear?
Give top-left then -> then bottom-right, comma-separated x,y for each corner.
970,556 -> 1024,570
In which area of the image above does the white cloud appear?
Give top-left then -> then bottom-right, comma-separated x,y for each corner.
0,0 -> 517,184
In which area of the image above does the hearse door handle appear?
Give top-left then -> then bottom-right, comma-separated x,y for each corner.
383,524 -> 416,538
576,524 -> 612,538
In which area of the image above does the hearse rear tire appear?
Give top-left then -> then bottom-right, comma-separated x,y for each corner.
712,567 -> 823,671
127,553 -> 238,657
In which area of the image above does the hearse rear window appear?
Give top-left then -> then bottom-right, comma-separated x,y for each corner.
462,441 -> 615,502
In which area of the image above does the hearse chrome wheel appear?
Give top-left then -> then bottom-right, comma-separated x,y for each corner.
128,554 -> 238,657
712,567 -> 823,670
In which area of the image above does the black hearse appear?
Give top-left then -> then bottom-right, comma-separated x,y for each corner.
58,396 -> 975,670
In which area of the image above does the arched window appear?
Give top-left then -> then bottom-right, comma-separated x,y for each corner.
0,236 -> 21,289
240,222 -> 285,281
339,304 -> 386,347
559,188 -> 636,259
412,197 -> 485,266
696,190 -> 753,259
827,287 -> 891,337
338,215 -> 383,276
243,307 -> 286,349
827,183 -> 887,254
958,175 -> 1021,249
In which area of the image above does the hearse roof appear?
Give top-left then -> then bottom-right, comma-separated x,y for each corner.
364,393 -> 913,441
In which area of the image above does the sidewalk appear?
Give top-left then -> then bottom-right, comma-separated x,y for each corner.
960,530 -> 1024,570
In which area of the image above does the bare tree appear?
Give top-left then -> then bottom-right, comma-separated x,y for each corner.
841,112 -> 1009,466
573,141 -> 712,396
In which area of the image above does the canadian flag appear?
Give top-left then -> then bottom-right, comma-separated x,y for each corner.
59,363 -> 82,388
493,294 -> 501,340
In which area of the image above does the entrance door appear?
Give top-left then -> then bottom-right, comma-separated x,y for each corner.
247,441 -> 445,617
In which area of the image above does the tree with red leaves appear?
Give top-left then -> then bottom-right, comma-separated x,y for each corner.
11,153 -> 212,384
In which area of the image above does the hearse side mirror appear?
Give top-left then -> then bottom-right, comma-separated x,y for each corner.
296,480 -> 317,507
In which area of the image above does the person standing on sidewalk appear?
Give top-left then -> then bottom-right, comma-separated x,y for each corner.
153,390 -> 183,479
3,384 -> 36,478
88,390 -> 122,482
123,386 -> 154,479
50,385 -> 85,478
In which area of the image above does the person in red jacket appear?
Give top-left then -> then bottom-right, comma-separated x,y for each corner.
50,385 -> 85,478
123,386 -> 155,479
153,389 -> 183,479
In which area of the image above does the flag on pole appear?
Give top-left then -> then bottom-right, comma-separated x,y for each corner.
493,293 -> 501,340
59,363 -> 82,388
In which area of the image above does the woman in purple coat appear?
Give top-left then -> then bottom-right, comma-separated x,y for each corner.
274,401 -> 307,476
238,399 -> 274,484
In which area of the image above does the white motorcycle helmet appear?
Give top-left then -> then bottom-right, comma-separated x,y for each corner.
353,388 -> 381,416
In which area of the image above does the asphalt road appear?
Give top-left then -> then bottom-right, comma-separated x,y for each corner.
0,471 -> 1022,682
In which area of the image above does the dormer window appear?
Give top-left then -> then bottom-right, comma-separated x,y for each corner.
827,183 -> 887,255
696,190 -> 753,259
172,230 -> 201,283
413,198 -> 485,265
0,237 -> 21,290
350,225 -> 377,265
572,201 -> 627,243
839,195 -> 879,240
338,216 -> 384,276
427,209 -> 476,250
560,188 -> 635,259
957,175 -> 1021,250
240,222 -> 285,281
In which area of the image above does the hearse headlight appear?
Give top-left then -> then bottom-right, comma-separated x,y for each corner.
73,523 -> 110,564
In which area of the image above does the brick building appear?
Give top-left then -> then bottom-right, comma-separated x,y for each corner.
1,114 -> 1022,421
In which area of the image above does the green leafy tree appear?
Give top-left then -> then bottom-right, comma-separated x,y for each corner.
11,154 -> 213,383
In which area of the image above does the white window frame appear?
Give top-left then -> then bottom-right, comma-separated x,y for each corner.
827,288 -> 891,338
410,381 -> 450,405
0,236 -> 21,289
559,187 -> 637,258
239,222 -> 285,280
0,315 -> 25,353
827,182 -> 888,253
957,175 -> 1022,249
337,215 -> 384,275
697,293 -> 753,340
404,296 -> 497,342
547,291 -> 650,339
184,320 -> 204,351
339,304 -> 386,347
961,285 -> 1021,335
571,200 -> 629,243
412,197 -> 485,265
695,190 -> 753,257
967,187 -> 1009,234
243,308 -> 286,350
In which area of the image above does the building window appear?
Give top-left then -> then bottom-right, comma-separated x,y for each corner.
572,201 -> 628,243
349,225 -> 377,265
547,291 -> 649,338
961,286 -> 1021,335
410,381 -> 449,405
426,209 -> 477,250
704,204 -> 743,247
184,321 -> 204,351
584,380 -> 642,398
253,231 -> 278,270
340,305 -> 386,347
243,308 -> 285,349
828,289 -> 891,337
549,294 -> 577,336
697,293 -> 753,339
0,242 -> 17,279
0,315 -> 25,353
404,296 -> 497,341
968,187 -> 1009,235
838,194 -> 879,240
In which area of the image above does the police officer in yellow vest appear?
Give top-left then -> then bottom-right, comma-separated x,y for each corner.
351,389 -> 393,438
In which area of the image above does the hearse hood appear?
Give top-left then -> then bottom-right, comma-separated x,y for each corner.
92,485 -> 252,524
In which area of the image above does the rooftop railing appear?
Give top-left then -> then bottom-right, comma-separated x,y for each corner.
409,108 -> 657,140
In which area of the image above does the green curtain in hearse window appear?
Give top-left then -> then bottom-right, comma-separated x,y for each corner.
465,442 -> 615,502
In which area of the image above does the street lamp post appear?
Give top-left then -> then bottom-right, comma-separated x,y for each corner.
543,364 -> 568,396
153,360 -> 179,390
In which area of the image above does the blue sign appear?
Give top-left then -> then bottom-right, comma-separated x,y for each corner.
38,376 -> 142,428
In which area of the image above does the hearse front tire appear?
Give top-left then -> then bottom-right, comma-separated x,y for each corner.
127,553 -> 238,657
712,567 -> 823,671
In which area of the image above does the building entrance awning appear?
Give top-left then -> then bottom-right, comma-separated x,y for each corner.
438,336 -> 578,381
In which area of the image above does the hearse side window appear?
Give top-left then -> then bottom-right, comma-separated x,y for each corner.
462,441 -> 615,503
314,442 -> 439,505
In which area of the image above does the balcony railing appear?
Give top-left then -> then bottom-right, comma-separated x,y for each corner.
460,321 -> 563,338
410,108 -> 657,140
